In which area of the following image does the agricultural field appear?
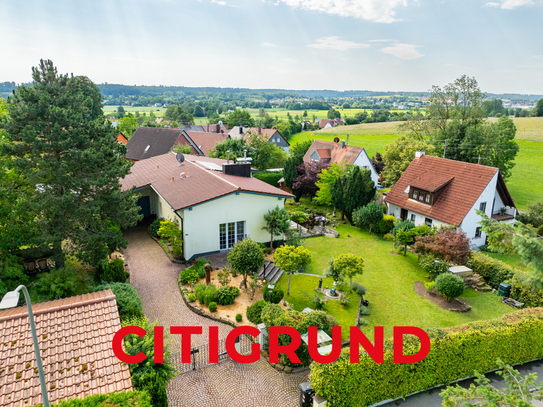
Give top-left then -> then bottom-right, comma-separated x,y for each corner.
245,107 -> 405,122
290,117 -> 543,210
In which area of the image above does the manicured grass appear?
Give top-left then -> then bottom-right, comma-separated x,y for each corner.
275,274 -> 359,341
278,225 -> 513,338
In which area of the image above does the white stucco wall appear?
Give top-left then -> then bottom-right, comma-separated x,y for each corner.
387,203 -> 450,229
180,192 -> 286,260
458,172 -> 498,246
353,151 -> 380,186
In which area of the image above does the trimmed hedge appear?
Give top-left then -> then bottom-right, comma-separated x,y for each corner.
32,391 -> 152,406
94,282 -> 142,316
511,270 -> 543,307
466,252 -> 516,289
253,171 -> 283,187
310,308 -> 543,407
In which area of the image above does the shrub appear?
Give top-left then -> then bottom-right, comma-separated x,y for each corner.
339,294 -> 351,306
383,233 -> 394,241
189,258 -> 210,279
98,258 -> 129,283
179,267 -> 200,285
290,211 -> 310,225
236,313 -> 242,322
230,286 -> 240,297
538,224 -> 543,237
359,305 -> 370,315
253,170 -> 284,187
35,266 -> 83,300
377,215 -> 395,235
188,293 -> 196,302
203,284 -> 218,306
414,227 -> 471,265
157,219 -> 183,257
132,372 -> 168,407
351,282 -> 367,296
150,217 -> 165,237
310,309 -> 543,407
466,252 -> 516,289
358,316 -> 369,326
208,302 -> 217,312
246,300 -> 267,324
419,254 -> 451,281
263,284 -> 284,304
216,286 -> 236,305
95,282 -> 142,316
424,281 -> 436,291
435,273 -> 465,301
326,314 -> 340,328
34,391 -> 152,406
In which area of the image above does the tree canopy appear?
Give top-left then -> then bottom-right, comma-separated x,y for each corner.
333,253 -> 364,293
2,59 -> 142,268
262,206 -> 291,250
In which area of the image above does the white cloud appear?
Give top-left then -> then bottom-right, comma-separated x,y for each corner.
210,0 -> 227,5
273,0 -> 408,23
260,42 -> 278,47
367,39 -> 398,42
308,36 -> 371,51
485,0 -> 539,8
380,43 -> 424,59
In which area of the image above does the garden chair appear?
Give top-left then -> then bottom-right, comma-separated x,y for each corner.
37,258 -> 50,273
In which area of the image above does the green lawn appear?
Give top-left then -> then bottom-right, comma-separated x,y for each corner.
276,225 -> 514,338
506,140 -> 543,210
275,274 -> 359,341
484,251 -> 533,271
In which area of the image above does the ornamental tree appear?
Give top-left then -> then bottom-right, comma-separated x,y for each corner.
353,202 -> 384,234
228,238 -> 265,288
413,227 -> 471,265
274,245 -> 311,295
292,161 -> 330,199
3,60 -> 141,269
333,253 -> 364,293
262,206 -> 291,252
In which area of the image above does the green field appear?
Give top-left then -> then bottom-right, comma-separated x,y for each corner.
276,225 -> 513,338
290,118 -> 543,210
245,108 -> 405,122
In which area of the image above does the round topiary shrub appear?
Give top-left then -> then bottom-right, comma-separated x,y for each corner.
435,273 -> 465,301
246,300 -> 267,324
188,293 -> 196,302
383,233 -> 394,241
179,268 -> 199,285
208,302 -> 217,312
235,313 -> 242,322
263,284 -> 284,304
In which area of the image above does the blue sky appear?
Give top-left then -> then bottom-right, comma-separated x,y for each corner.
1,0 -> 542,93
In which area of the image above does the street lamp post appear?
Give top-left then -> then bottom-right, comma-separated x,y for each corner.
0,285 -> 50,407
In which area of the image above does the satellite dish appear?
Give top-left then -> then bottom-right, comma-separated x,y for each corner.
218,120 -> 223,125
333,137 -> 340,143
176,153 -> 185,166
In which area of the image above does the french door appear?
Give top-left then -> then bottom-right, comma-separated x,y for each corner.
219,221 -> 246,250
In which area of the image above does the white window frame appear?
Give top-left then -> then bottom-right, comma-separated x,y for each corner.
220,221 -> 246,250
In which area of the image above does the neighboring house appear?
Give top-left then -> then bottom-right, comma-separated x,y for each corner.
120,153 -> 293,260
229,126 -> 290,153
303,140 -> 380,186
384,151 -> 516,247
0,290 -> 132,407
181,130 -> 229,156
314,118 -> 344,128
117,132 -> 128,145
179,125 -> 205,132
126,127 -> 195,161
201,123 -> 229,134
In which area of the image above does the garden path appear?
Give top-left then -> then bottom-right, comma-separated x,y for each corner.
123,223 -> 308,407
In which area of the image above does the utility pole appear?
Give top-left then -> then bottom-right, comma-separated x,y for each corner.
443,139 -> 448,159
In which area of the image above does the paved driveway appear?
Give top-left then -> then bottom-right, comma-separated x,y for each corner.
123,224 -> 308,407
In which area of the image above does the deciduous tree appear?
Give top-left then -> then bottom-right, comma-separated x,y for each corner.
353,202 -> 383,234
413,227 -> 471,265
333,253 -> 364,293
382,136 -> 436,185
292,161 -> 330,199
274,245 -> 311,295
228,238 -> 265,288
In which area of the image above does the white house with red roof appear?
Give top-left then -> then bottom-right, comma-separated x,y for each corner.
229,126 -> 290,153
120,153 -> 293,260
384,151 -> 516,247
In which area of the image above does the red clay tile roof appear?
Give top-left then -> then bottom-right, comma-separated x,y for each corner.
303,140 -> 365,166
315,149 -> 331,159
116,132 -> 128,145
0,290 -> 132,407
384,155 -> 510,226
229,127 -> 290,146
120,153 -> 292,210
184,131 -> 228,156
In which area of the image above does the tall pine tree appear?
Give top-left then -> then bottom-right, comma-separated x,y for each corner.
3,60 -> 142,268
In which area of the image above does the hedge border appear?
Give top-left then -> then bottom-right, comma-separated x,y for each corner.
310,308 -> 543,407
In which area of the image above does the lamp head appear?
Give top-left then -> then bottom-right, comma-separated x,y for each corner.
0,291 -> 20,310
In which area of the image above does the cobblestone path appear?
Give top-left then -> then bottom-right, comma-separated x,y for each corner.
123,224 -> 309,407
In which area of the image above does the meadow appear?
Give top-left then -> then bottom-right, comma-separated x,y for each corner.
290,117 -> 543,210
